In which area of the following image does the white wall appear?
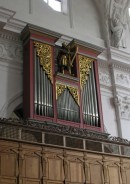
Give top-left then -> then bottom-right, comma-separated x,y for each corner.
98,48 -> 130,140
0,0 -> 105,47
0,32 -> 23,118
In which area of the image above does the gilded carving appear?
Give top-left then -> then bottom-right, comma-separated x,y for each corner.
67,86 -> 79,105
57,40 -> 78,76
79,55 -> 94,88
56,83 -> 79,105
56,83 -> 66,100
34,41 -> 53,82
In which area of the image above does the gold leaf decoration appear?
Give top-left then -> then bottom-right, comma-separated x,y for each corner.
56,83 -> 66,100
79,55 -> 94,88
67,86 -> 79,105
56,83 -> 79,105
34,41 -> 52,82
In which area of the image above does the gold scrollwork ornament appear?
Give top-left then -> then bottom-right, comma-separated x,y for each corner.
34,41 -> 53,82
56,83 -> 79,105
56,83 -> 66,100
79,55 -> 94,88
67,86 -> 79,105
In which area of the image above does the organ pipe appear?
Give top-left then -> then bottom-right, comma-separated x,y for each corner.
34,49 -> 53,117
82,62 -> 99,127
57,89 -> 80,122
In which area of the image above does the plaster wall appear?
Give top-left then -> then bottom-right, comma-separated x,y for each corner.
0,0 -> 105,47
121,119 -> 130,139
100,93 -> 118,137
0,35 -> 23,118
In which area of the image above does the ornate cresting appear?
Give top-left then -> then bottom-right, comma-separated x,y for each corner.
34,41 -> 53,82
56,83 -> 79,105
79,55 -> 94,88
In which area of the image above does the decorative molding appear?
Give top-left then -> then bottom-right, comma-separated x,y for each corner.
111,47 -> 130,70
99,72 -> 111,86
0,119 -> 109,141
0,30 -> 22,43
98,47 -> 130,71
0,7 -> 26,33
2,118 -> 130,145
0,32 -> 23,71
0,42 -> 23,62
115,72 -> 130,88
114,95 -> 130,120
120,96 -> 130,120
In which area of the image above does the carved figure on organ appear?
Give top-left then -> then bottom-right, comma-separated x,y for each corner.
57,40 -> 78,76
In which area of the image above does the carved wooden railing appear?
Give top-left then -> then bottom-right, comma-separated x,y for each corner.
0,118 -> 130,184
0,118 -> 130,157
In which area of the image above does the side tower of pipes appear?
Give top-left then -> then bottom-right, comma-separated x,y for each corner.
22,25 -> 104,132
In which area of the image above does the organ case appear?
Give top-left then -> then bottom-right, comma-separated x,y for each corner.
22,25 -> 104,132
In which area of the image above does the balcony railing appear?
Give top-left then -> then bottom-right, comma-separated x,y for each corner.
0,118 -> 130,157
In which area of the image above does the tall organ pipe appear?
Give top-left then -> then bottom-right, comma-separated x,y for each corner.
57,89 -> 79,122
91,64 -> 99,126
34,51 -> 53,117
41,67 -> 44,115
82,63 -> 99,127
89,67 -> 95,126
37,57 -> 41,115
34,49 -> 38,113
88,71 -> 92,125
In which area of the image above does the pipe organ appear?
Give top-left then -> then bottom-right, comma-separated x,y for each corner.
22,25 -> 104,132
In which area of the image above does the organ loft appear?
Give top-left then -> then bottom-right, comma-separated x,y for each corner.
23,25 -> 104,132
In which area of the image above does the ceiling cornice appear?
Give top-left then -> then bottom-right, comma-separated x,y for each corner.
98,47 -> 130,71
0,7 -> 26,33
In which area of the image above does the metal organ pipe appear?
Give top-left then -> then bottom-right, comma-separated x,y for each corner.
87,71 -> 92,125
37,57 -> 41,115
82,62 -> 99,127
34,52 -> 53,117
89,67 -> 95,126
91,64 -> 99,126
57,89 -> 79,123
41,67 -> 44,116
34,49 -> 38,113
